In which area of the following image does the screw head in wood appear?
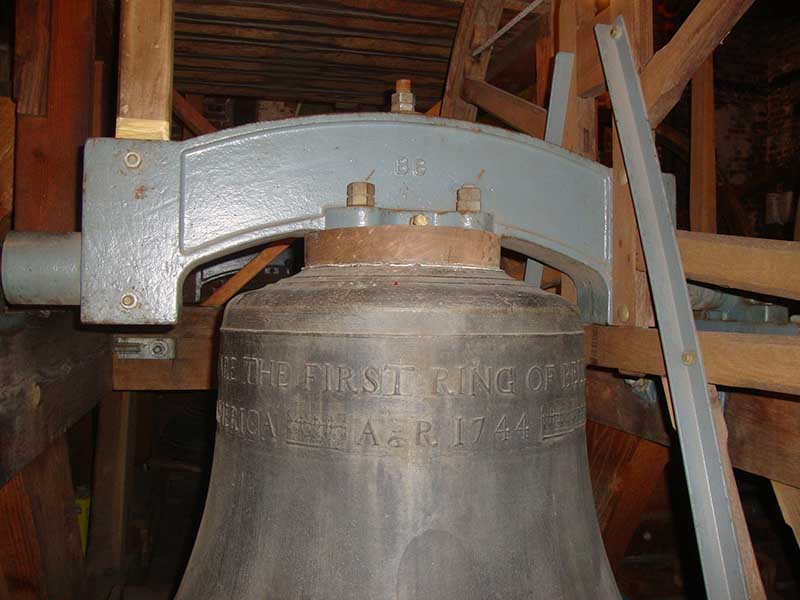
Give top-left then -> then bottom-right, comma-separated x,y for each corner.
610,26 -> 622,39
681,351 -> 697,366
617,303 -> 630,323
410,214 -> 429,226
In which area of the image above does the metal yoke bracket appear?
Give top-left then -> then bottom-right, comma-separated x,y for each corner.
35,113 -> 613,325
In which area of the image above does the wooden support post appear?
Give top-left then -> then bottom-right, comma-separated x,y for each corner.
690,56 -> 717,233
1,1 -> 96,596
440,0 -> 504,121
87,0 -> 177,583
116,0 -> 175,140
87,393 -> 137,577
710,386 -> 767,599
586,420 -> 670,571
201,242 -> 291,307
0,439 -> 86,598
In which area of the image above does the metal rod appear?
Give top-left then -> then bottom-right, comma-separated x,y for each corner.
595,17 -> 748,600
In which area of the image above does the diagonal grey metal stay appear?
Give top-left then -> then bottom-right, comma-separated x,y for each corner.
595,17 -> 748,600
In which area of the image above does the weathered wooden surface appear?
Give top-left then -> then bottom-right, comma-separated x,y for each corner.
117,0 -> 175,140
587,371 -> 800,489
642,0 -> 754,127
441,0 -> 505,120
462,78 -> 547,138
0,311 -> 110,485
171,1 -> 547,110
677,231 -> 800,301
13,0 -> 50,116
0,438 -> 87,598
690,56 -> 717,233
586,325 -> 800,396
113,307 -> 223,391
173,90 -> 217,136
14,0 -> 94,231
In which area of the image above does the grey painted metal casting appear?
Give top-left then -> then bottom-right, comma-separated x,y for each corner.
2,113 -> 613,325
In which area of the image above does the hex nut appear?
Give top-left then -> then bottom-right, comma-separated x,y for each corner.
124,151 -> 142,169
456,184 -> 482,213
391,80 -> 416,113
346,181 -> 376,207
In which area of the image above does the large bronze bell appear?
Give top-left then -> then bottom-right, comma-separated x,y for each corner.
176,225 -> 620,599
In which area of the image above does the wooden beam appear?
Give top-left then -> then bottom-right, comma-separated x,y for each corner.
586,325 -> 800,396
440,0 -> 504,121
677,231 -> 800,301
642,0 -> 753,127
201,242 -> 291,307
772,482 -> 800,547
14,0 -> 94,231
113,307 -> 224,391
587,420 -> 669,570
86,392 -> 137,576
0,97 -> 13,230
710,386 -> 767,599
0,438 -> 86,598
116,0 -> 175,140
461,78 -> 547,138
690,56 -> 717,233
0,312 -> 110,484
13,0 -> 51,116
587,371 -> 800,489
727,392 -> 800,489
173,90 -> 217,136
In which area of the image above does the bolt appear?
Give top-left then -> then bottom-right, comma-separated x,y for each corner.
120,292 -> 139,309
346,181 -> 375,207
410,214 -> 429,226
456,184 -> 482,213
617,303 -> 630,323
124,151 -> 142,169
610,26 -> 622,40
151,341 -> 166,356
391,79 -> 416,113
681,351 -> 697,366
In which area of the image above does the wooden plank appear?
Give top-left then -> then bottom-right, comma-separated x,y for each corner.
113,307 -> 224,391
14,0 -> 94,231
0,97 -> 13,229
202,243 -> 291,307
87,392 -> 137,576
440,0 -> 505,121
0,439 -> 86,598
116,0 -> 175,140
13,0 -> 50,116
772,482 -> 800,546
642,0 -> 753,127
173,90 -> 217,136
0,312 -> 110,484
586,325 -> 800,396
677,231 -> 800,301
727,392 -> 800,488
461,78 -> 547,138
710,386 -> 767,599
690,55 -> 717,233
587,371 -> 800,488
587,420 -> 669,570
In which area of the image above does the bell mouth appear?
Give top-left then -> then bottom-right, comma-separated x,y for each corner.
304,225 -> 501,269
